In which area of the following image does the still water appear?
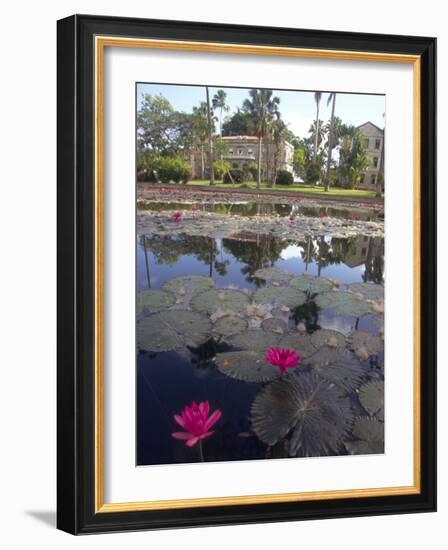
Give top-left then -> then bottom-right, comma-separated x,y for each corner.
136,204 -> 384,466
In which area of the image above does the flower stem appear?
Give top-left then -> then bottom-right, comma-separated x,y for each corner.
198,440 -> 205,462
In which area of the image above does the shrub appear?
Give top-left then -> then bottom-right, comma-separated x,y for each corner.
245,162 -> 258,180
213,159 -> 231,180
137,150 -> 159,182
223,168 -> 244,184
239,183 -> 251,189
157,157 -> 191,184
275,170 -> 294,186
305,162 -> 322,185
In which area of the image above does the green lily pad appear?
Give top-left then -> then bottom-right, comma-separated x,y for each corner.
315,291 -> 372,317
215,351 -> 280,382
191,288 -> 251,316
303,348 -> 367,392
348,282 -> 384,301
254,286 -> 307,309
345,417 -> 384,455
310,329 -> 346,350
261,317 -> 288,335
251,371 -> 354,457
278,333 -> 316,358
136,289 -> 176,316
225,330 -> 281,351
253,267 -> 292,282
162,275 -> 214,296
212,315 -> 248,338
358,380 -> 384,420
290,275 -> 334,293
348,330 -> 383,355
137,310 -> 212,352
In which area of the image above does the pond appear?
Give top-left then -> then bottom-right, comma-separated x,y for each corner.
136,199 -> 385,466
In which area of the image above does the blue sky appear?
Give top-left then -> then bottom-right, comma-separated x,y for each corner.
137,83 -> 385,139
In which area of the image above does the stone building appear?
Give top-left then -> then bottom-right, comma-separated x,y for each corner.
190,135 -> 294,181
357,122 -> 384,190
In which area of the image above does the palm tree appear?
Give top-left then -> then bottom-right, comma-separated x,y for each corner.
212,89 -> 229,137
243,89 -> 280,188
205,86 -> 215,185
271,117 -> 287,185
313,92 -> 322,162
192,102 -> 208,179
324,92 -> 336,192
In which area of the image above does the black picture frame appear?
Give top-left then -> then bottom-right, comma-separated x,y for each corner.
57,14 -> 436,534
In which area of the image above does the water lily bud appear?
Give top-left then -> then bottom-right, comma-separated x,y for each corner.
327,336 -> 338,348
355,346 -> 369,361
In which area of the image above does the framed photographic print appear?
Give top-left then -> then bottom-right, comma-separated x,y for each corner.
57,14 -> 436,534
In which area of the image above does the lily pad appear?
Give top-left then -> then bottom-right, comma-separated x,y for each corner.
215,351 -> 280,382
278,333 -> 316,358
303,348 -> 367,391
348,282 -> 384,301
310,329 -> 346,350
226,330 -> 281,351
254,286 -> 307,309
315,291 -> 372,317
348,330 -> 383,355
137,310 -> 212,352
251,371 -> 354,457
358,380 -> 384,420
212,315 -> 248,338
191,288 -> 251,316
261,318 -> 288,335
253,267 -> 292,282
136,289 -> 175,315
162,275 -> 214,296
345,417 -> 384,455
290,275 -> 334,294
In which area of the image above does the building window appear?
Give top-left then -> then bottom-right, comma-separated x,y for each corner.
375,138 -> 381,149
247,149 -> 253,155
373,157 -> 378,168
364,138 -> 369,148
361,247 -> 367,255
359,173 -> 365,184
371,174 -> 376,185
228,149 -> 233,156
238,148 -> 244,156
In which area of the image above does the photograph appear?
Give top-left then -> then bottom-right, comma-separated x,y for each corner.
135,83 -> 385,466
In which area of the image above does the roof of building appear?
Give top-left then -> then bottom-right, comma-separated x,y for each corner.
357,121 -> 384,134
219,135 -> 259,141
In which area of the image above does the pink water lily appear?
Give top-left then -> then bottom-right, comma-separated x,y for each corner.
172,401 -> 222,448
171,211 -> 182,222
265,347 -> 300,375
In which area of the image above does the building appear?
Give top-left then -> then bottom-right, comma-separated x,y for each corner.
190,135 -> 294,181
357,122 -> 384,190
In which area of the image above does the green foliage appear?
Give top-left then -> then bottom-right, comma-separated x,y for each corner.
137,149 -> 160,182
275,170 -> 294,186
337,129 -> 369,188
305,161 -> 322,184
137,94 -> 194,155
221,109 -> 253,136
213,159 -> 231,180
292,147 -> 306,178
223,168 -> 244,184
157,156 -> 192,184
245,162 -> 258,180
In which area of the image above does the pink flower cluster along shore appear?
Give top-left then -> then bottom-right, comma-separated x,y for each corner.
172,401 -> 222,448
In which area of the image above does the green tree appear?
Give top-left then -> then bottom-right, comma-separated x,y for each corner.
137,94 -> 193,155
205,86 -> 215,185
221,109 -> 252,136
192,102 -> 209,179
242,89 -> 280,188
324,92 -> 337,191
212,89 -> 229,136
313,92 -> 322,162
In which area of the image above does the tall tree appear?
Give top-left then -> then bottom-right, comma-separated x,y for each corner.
205,86 -> 215,186
192,102 -> 209,179
221,109 -> 252,136
324,92 -> 337,192
243,89 -> 280,188
313,92 -> 322,162
212,89 -> 229,137
271,118 -> 287,185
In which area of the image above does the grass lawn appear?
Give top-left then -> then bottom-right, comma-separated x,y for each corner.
185,179 -> 383,200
